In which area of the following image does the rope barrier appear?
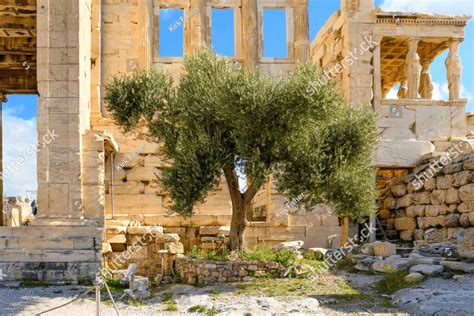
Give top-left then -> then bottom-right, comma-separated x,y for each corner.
36,286 -> 95,315
35,276 -> 122,316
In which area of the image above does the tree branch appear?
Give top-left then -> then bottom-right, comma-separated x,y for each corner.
243,182 -> 259,205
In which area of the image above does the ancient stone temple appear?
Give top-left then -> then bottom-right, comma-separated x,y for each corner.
0,0 -> 472,281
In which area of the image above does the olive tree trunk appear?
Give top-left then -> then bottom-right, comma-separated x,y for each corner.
223,167 -> 258,251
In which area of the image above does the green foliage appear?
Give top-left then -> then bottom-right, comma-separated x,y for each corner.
186,246 -> 230,261
105,48 -> 378,221
238,245 -> 298,268
335,258 -> 356,272
374,269 -> 417,294
127,297 -> 145,307
20,279 -> 49,288
161,291 -> 178,311
188,305 -> 207,313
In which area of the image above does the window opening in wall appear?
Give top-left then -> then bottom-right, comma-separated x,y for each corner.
211,8 -> 235,57
263,9 -> 288,58
159,8 -> 185,57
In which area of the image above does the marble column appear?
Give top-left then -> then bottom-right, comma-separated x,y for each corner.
293,0 -> 310,65
446,40 -> 462,100
404,39 -> 422,99
242,0 -> 258,67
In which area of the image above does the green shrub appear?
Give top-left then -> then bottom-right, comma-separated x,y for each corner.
238,245 -> 298,268
374,268 -> 417,294
186,246 -> 229,261
188,305 -> 207,313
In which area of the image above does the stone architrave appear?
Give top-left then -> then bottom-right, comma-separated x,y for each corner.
404,39 -> 422,99
446,40 -> 462,100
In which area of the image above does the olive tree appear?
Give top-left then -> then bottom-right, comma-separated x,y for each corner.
105,49 -> 377,250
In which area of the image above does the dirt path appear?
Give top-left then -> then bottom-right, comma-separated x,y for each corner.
0,273 -> 408,315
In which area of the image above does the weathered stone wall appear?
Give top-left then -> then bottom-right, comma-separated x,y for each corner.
90,0 -> 345,252
175,256 -> 279,285
378,150 -> 474,243
0,226 -> 102,282
103,224 -> 184,276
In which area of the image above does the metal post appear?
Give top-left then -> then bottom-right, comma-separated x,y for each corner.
110,152 -> 115,219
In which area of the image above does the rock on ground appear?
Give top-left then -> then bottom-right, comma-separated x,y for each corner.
394,275 -> 474,315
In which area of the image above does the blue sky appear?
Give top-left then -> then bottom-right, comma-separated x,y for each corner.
2,0 -> 473,196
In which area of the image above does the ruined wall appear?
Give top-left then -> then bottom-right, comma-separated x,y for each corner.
2,198 -> 33,227
378,149 -> 474,243
87,0 -> 345,252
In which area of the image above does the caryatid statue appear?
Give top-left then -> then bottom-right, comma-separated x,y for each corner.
446,40 -> 462,100
397,79 -> 408,99
404,39 -> 422,99
419,60 -> 433,99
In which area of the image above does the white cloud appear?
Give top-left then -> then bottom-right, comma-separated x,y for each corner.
2,109 -> 37,197
379,0 -> 474,16
432,81 -> 449,100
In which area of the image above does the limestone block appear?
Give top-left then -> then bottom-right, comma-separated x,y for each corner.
424,228 -> 447,242
470,212 -> 474,226
379,209 -> 392,219
372,257 -> 410,272
395,217 -> 416,230
437,175 -> 453,190
404,272 -> 424,283
102,243 -> 112,254
114,153 -> 144,169
460,213 -> 471,228
415,106 -> 451,141
452,171 -> 472,188
457,228 -> 474,259
464,156 -> 474,170
410,264 -> 444,276
384,197 -> 396,209
424,178 -> 437,191
447,227 -> 464,239
127,226 -> 164,235
106,226 -> 127,235
397,195 -> 412,208
167,242 -> 184,254
443,162 -> 464,174
459,184 -> 474,202
418,216 -> 445,229
413,192 -> 431,205
375,140 -> 434,168
199,226 -> 221,235
445,213 -> 460,228
113,181 -> 145,195
156,234 -> 180,243
430,190 -> 446,205
458,201 -> 474,213
391,184 -> 407,197
406,205 -> 425,217
414,229 -> 424,240
400,230 -> 414,241
144,155 -> 168,167
445,188 -> 460,204
126,167 -> 158,182
425,205 -> 447,217
107,235 -> 126,244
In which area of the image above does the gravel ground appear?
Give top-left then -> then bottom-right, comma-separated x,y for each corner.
0,273 -> 412,316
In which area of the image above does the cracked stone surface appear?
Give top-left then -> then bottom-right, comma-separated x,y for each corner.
393,275 -> 474,316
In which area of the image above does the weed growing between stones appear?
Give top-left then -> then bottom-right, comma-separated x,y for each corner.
161,291 -> 178,311
374,268 -> 419,294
